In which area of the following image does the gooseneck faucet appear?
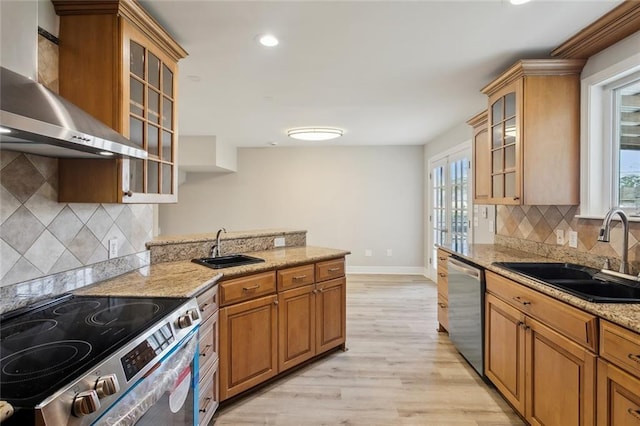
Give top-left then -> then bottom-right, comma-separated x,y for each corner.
598,208 -> 629,274
210,228 -> 227,258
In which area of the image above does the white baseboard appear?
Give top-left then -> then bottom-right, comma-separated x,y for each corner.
346,266 -> 427,276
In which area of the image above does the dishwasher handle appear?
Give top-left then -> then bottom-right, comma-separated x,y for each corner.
447,258 -> 481,280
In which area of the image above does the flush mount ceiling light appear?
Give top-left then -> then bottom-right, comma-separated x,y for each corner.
258,34 -> 279,47
287,127 -> 343,141
510,0 -> 531,4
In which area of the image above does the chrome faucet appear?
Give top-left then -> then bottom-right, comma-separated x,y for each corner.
598,208 -> 629,274
210,228 -> 227,258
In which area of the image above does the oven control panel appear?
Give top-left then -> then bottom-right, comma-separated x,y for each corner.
121,324 -> 175,381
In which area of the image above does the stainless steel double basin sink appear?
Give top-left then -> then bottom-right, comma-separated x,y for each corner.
494,262 -> 640,303
192,254 -> 265,269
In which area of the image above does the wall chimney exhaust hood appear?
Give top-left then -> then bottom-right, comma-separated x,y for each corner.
0,67 -> 147,159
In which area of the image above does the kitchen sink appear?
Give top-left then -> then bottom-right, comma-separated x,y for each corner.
494,262 -> 640,303
192,254 -> 265,269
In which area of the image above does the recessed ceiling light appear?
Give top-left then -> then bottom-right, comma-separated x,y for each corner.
287,128 -> 343,141
510,0 -> 531,4
258,34 -> 279,47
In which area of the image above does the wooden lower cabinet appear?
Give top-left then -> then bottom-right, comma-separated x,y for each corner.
485,275 -> 596,425
278,285 -> 317,371
597,359 -> 640,426
219,294 -> 278,400
315,277 -> 346,353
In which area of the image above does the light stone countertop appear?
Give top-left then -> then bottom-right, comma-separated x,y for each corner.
75,246 -> 350,299
146,228 -> 306,247
438,244 -> 640,334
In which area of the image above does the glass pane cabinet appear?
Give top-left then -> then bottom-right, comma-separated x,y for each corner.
54,0 -> 187,204
477,59 -> 585,205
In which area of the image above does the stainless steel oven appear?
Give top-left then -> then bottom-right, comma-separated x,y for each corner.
0,294 -> 201,426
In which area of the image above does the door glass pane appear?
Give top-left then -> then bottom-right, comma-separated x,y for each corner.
147,161 -> 159,194
148,88 -> 160,124
148,53 -> 160,89
504,118 -> 516,145
492,149 -> 503,173
162,130 -> 172,161
505,92 -> 516,118
491,98 -> 503,125
130,77 -> 144,116
130,42 -> 145,79
505,145 -> 516,169
449,158 -> 469,253
492,124 -> 502,148
130,159 -> 144,193
162,97 -> 173,130
129,117 -> 144,148
161,163 -> 172,194
493,175 -> 503,198
163,64 -> 173,96
505,172 -> 516,197
148,124 -> 159,157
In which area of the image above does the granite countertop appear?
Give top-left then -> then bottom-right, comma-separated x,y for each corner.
75,246 -> 350,299
438,244 -> 640,334
146,228 -> 306,247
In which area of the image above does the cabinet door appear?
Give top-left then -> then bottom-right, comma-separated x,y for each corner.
597,359 -> 640,426
121,20 -> 178,203
485,293 -> 526,415
470,111 -> 491,202
315,277 -> 346,353
219,294 -> 278,400
278,285 -> 316,372
487,80 -> 522,204
526,317 -> 596,426
436,249 -> 449,332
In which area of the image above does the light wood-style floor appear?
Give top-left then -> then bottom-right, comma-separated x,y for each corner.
212,274 -> 524,425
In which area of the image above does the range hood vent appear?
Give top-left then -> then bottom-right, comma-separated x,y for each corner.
0,67 -> 147,159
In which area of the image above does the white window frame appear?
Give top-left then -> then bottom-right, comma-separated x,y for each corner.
580,47 -> 640,219
427,142 -> 472,280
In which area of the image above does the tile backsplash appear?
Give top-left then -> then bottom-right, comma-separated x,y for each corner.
496,205 -> 640,273
0,151 -> 153,287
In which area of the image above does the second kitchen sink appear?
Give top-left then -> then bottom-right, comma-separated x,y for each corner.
494,262 -> 640,303
192,254 -> 265,269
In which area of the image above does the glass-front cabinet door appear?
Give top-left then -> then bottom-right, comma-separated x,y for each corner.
122,23 -> 178,203
488,80 -> 522,205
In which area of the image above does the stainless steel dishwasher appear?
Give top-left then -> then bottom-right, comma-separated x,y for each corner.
447,256 -> 485,377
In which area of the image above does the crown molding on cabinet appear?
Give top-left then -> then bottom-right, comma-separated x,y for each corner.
466,109 -> 488,127
52,0 -> 188,62
551,1 -> 640,59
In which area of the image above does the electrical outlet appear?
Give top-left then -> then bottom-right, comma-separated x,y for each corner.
274,237 -> 285,247
569,231 -> 578,248
473,216 -> 479,227
481,206 -> 488,219
386,249 -> 393,257
365,249 -> 373,257
556,229 -> 565,245
489,220 -> 494,233
108,238 -> 118,259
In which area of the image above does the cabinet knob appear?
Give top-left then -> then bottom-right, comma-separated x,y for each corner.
124,191 -> 133,197
72,390 -> 100,417
513,196 -> 520,201
274,299 -> 279,306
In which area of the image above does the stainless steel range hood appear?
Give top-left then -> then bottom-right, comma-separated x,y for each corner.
0,67 -> 147,159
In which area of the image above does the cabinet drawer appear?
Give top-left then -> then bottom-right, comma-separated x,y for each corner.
601,320 -> 640,378
437,249 -> 450,269
277,263 -> 315,291
197,284 -> 218,322
437,294 -> 449,332
199,311 -> 219,382
316,258 -> 345,282
219,271 -> 276,306
198,362 -> 219,426
486,271 -> 598,351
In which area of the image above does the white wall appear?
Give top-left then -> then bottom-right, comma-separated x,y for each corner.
160,146 -> 425,273
1,1 -> 38,78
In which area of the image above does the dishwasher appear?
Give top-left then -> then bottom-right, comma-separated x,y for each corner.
446,256 -> 485,377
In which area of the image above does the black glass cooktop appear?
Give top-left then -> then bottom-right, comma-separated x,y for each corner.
0,294 -> 187,407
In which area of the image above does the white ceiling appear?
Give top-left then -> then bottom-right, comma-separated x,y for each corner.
140,0 -> 622,148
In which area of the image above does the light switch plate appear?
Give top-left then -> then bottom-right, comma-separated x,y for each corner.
556,229 -> 565,245
274,237 -> 285,247
569,231 -> 578,248
108,238 -> 118,259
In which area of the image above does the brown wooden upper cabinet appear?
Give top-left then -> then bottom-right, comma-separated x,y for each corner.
53,0 -> 187,203
476,59 -> 586,205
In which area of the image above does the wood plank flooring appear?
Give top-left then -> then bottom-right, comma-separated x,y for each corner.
212,274 -> 524,425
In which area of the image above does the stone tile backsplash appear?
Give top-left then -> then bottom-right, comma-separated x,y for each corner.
496,205 -> 640,274
0,151 -> 153,287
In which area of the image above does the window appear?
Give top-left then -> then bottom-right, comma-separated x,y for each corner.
615,79 -> 640,212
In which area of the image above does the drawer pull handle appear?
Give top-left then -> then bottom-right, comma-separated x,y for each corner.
242,284 -> 260,291
628,354 -> 640,364
199,397 -> 213,413
200,303 -> 211,312
438,272 -> 446,277
293,275 -> 307,280
200,344 -> 213,357
628,409 -> 640,421
438,257 -> 447,261
317,287 -> 325,293
438,303 -> 447,308
328,267 -> 341,272
513,296 -> 531,306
